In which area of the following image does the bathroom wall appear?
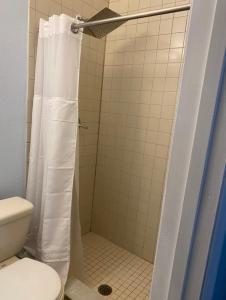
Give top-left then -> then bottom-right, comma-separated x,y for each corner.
27,0 -> 108,233
0,0 -> 28,199
92,0 -> 190,262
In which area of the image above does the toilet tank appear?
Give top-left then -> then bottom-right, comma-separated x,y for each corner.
0,197 -> 33,262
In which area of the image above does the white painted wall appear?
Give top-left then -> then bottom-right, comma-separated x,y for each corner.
150,0 -> 226,299
0,1 -> 28,198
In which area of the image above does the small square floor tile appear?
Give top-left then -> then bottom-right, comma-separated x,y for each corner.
82,233 -> 153,299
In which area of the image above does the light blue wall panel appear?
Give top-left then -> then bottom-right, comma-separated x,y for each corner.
0,1 -> 28,198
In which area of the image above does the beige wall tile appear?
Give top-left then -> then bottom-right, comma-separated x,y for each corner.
30,0 -> 36,8
159,19 -> 173,35
92,0 -> 190,262
171,32 -> 185,48
172,16 -> 187,33
36,0 -> 49,15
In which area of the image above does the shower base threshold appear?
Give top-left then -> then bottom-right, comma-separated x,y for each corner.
65,278 -> 102,300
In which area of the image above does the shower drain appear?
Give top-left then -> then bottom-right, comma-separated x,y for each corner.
98,284 -> 113,296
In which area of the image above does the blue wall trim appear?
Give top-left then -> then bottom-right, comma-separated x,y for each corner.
181,50 -> 226,299
201,164 -> 226,300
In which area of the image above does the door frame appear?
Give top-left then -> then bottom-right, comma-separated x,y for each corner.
150,0 -> 226,299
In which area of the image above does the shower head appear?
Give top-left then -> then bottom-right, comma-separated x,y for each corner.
82,8 -> 127,39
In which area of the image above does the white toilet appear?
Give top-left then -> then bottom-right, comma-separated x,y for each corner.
0,197 -> 64,300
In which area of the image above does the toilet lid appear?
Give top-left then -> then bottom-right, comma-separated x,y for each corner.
0,258 -> 62,300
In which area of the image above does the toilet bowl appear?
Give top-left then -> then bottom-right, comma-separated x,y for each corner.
0,197 -> 63,300
0,257 -> 64,300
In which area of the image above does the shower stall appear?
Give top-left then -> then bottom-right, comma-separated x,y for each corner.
27,0 -> 190,298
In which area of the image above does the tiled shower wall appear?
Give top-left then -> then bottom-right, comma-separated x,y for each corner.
28,0 -> 108,234
92,0 -> 190,262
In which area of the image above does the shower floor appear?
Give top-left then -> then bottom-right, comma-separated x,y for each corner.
83,233 -> 153,299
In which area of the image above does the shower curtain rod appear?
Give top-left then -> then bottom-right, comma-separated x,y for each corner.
71,4 -> 190,33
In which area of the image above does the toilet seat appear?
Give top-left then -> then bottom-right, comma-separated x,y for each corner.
0,258 -> 63,300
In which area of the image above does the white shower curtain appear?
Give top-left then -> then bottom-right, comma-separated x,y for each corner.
26,15 -> 83,284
